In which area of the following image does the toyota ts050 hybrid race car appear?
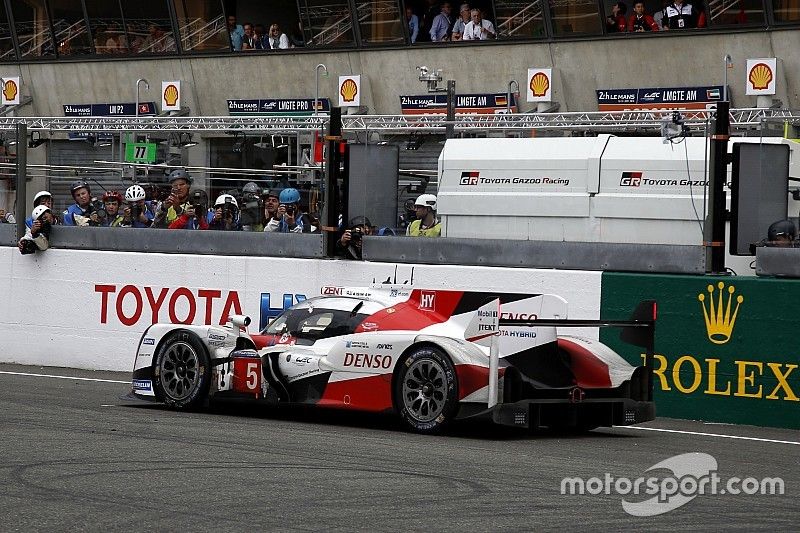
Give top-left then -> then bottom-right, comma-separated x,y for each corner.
130,285 -> 656,433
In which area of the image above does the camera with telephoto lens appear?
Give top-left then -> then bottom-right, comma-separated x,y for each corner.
280,203 -> 295,216
238,192 -> 262,227
89,198 -> 107,224
222,196 -> 236,219
350,226 -> 363,244
191,190 -> 208,216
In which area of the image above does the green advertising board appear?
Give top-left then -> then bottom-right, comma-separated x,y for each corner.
601,273 -> 800,429
125,142 -> 157,163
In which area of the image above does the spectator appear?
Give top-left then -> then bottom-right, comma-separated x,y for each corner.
0,207 -> 14,223
242,23 -> 258,50
629,2 -> 660,32
168,188 -> 208,230
140,24 -> 176,53
25,190 -> 54,228
337,215 -> 373,260
451,4 -> 471,40
606,2 -> 628,33
463,8 -> 496,40
406,7 -> 420,43
420,0 -> 441,42
265,187 -> 315,233
227,15 -> 245,51
764,219 -> 797,247
207,194 -> 242,231
18,204 -> 53,255
122,185 -> 155,228
101,190 -> 124,227
253,24 -> 267,49
63,180 -> 100,226
430,3 -> 454,42
267,24 -> 290,49
239,182 -> 263,231
662,0 -> 700,29
406,194 -> 441,237
153,169 -> 194,228
290,21 -> 305,47
262,189 -> 281,226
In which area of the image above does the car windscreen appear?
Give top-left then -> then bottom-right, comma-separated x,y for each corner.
263,307 -> 370,344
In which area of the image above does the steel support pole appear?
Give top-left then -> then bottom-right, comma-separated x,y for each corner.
323,107 -> 343,257
446,80 -> 456,139
705,100 -> 730,274
14,122 -> 26,241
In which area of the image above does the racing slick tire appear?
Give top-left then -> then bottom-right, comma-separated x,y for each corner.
394,345 -> 459,434
152,330 -> 211,410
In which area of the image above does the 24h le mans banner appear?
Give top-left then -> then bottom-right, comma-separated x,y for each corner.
600,272 -> 800,430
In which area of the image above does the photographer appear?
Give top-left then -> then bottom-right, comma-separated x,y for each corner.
168,189 -> 209,230
63,180 -> 102,226
153,169 -> 193,228
264,188 -> 315,233
206,194 -> 242,231
122,185 -> 155,228
239,181 -> 264,231
101,191 -> 124,227
18,204 -> 54,255
336,216 -> 374,260
262,189 -> 281,222
25,191 -> 58,229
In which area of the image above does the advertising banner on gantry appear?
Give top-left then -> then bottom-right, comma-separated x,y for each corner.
0,248 -> 602,371
601,272 -> 800,430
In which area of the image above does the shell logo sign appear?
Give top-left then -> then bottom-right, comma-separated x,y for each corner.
338,74 -> 361,107
526,68 -> 552,102
745,58 -> 776,96
1,76 -> 20,105
161,80 -> 181,111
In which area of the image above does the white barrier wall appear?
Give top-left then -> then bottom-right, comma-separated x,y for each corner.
0,248 -> 602,371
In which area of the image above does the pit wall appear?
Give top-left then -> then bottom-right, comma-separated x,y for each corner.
3,246 -> 797,431
601,273 -> 800,430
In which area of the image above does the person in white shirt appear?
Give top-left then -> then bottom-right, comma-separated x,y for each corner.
462,9 -> 495,40
267,24 -> 290,49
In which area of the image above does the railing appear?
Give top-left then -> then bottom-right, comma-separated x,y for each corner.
180,15 -> 226,51
312,1 -> 397,45
496,1 -> 544,37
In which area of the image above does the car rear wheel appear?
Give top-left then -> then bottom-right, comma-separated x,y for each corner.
395,346 -> 458,434
153,330 -> 210,410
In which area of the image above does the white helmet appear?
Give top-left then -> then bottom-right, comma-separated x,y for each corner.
125,184 -> 146,202
31,205 -> 50,220
33,190 -> 52,206
414,193 -> 437,211
214,194 -> 239,209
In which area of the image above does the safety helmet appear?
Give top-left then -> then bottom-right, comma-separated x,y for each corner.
31,204 -> 50,220
168,168 -> 193,184
768,219 -> 796,241
32,190 -> 52,206
279,187 -> 301,204
102,190 -> 124,204
349,215 -> 372,228
214,194 -> 239,209
414,193 -> 437,211
263,188 -> 281,200
242,182 -> 261,195
70,180 -> 90,195
125,184 -> 147,202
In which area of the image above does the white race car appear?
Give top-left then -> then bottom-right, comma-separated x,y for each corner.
131,285 -> 655,433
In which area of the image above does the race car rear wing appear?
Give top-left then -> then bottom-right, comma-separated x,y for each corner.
491,300 -> 657,407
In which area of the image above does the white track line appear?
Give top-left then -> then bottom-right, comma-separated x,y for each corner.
620,425 -> 800,446
0,370 -> 128,384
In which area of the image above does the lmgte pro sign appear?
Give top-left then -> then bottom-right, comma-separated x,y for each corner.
746,58 -> 776,95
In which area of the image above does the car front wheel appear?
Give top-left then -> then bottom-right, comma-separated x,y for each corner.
395,346 -> 459,434
153,330 -> 211,410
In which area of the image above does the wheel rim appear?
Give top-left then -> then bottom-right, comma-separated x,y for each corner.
401,357 -> 448,423
160,341 -> 201,401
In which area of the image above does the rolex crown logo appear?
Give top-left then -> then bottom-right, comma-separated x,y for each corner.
698,282 -> 743,345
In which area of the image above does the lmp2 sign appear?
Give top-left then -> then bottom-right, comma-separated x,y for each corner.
601,273 -> 800,430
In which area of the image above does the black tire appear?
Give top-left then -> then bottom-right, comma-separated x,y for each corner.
394,346 -> 459,434
152,330 -> 211,410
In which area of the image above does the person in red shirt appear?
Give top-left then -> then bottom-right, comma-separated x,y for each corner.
606,2 -> 628,33
628,2 -> 659,32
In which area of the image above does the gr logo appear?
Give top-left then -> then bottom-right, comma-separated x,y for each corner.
460,171 -> 480,185
620,172 -> 642,187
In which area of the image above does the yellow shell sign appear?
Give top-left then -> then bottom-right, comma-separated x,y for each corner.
1,77 -> 20,105
338,75 -> 361,107
161,80 -> 181,111
526,68 -> 552,102
163,84 -> 179,106
748,62 -> 772,91
530,72 -> 549,98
